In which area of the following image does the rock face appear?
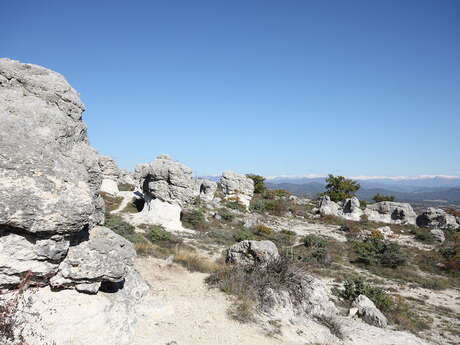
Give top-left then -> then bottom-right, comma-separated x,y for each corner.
226,240 -> 279,265
99,155 -> 121,194
319,196 -> 364,221
365,201 -> 417,225
0,58 -> 136,292
416,208 -> 459,230
132,155 -> 216,229
352,294 -> 388,328
220,171 -> 255,207
430,228 -> 445,243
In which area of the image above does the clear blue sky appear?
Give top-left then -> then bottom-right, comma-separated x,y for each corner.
2,0 -> 459,177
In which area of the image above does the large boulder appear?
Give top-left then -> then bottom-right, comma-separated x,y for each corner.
319,196 -> 363,221
220,171 -> 254,207
352,295 -> 387,328
132,155 -> 215,229
364,201 -> 417,225
0,58 -> 136,292
226,240 -> 279,265
416,208 -> 459,230
99,155 -> 121,195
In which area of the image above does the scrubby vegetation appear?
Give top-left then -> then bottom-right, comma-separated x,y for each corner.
352,238 -> 406,268
333,277 -> 393,311
246,174 -> 266,194
181,209 -> 208,230
322,174 -> 360,202
206,257 -> 306,323
372,193 -> 395,202
100,192 -> 123,212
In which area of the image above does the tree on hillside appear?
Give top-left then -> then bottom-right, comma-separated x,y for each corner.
246,174 -> 266,194
373,193 -> 395,202
323,174 -> 360,202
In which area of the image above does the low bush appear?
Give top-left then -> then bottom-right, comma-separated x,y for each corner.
224,200 -> 247,212
181,209 -> 208,230
100,192 -> 123,212
333,277 -> 393,312
105,214 -> 145,244
372,193 -> 395,202
303,234 -> 327,248
146,225 -> 176,243
233,229 -> 255,242
219,209 -> 235,222
439,233 -> 460,272
352,238 -> 406,268
206,257 -> 306,322
412,228 -> 436,244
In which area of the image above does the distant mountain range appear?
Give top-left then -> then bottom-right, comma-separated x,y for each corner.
266,176 -> 460,206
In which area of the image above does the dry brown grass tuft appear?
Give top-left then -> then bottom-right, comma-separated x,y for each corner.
173,248 -> 223,273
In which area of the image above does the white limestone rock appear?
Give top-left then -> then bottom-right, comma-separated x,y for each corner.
220,171 -> 255,207
352,294 -> 388,328
226,240 -> 279,265
365,201 -> 417,225
416,208 -> 459,230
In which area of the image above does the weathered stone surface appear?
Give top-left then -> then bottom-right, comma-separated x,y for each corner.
430,228 -> 445,243
352,294 -> 387,328
319,196 -> 363,221
365,201 -> 417,225
9,267 -> 149,345
132,155 -> 216,229
220,171 -> 254,207
196,178 -> 217,202
376,226 -> 393,239
226,240 -> 279,265
0,58 -> 140,293
0,58 -> 104,236
50,226 -> 135,290
135,155 -> 202,207
416,208 -> 459,230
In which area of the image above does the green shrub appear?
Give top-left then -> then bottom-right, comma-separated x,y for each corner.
246,174 -> 266,194
353,238 -> 406,268
303,235 -> 327,248
322,174 -> 360,202
412,228 -> 435,244
181,209 -> 208,230
104,214 -> 145,244
219,209 -> 235,222
334,277 -> 393,312
372,193 -> 395,202
233,229 -> 255,242
146,225 -> 174,242
225,200 -> 247,212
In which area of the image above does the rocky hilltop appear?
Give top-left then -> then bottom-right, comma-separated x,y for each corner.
1,59 -> 459,345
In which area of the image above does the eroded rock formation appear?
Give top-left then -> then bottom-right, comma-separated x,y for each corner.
220,171 -> 254,207
0,58 -> 137,292
416,207 -> 459,230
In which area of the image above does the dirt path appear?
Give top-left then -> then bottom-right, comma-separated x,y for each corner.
133,257 -> 285,345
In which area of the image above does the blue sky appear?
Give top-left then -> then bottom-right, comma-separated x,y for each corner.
2,0 -> 459,177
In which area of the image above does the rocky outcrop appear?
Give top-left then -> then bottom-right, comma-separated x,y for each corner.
352,295 -> 388,328
319,196 -> 364,221
430,228 -> 445,243
226,240 -> 279,265
365,201 -> 417,225
131,155 -> 216,229
220,171 -> 254,207
416,208 -> 459,230
0,58 -> 136,292
99,155 -> 121,194
375,226 -> 393,239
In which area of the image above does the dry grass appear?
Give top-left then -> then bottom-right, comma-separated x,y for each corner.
173,248 -> 223,273
100,192 -> 123,212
